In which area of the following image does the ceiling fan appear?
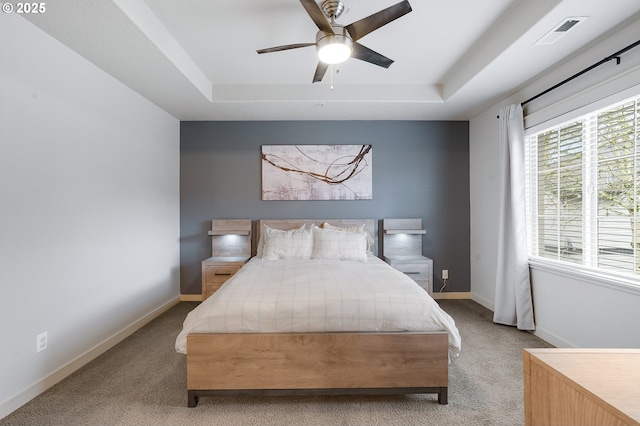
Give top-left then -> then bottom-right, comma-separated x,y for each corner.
257,0 -> 412,83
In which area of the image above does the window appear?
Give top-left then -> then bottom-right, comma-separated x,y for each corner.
525,94 -> 640,278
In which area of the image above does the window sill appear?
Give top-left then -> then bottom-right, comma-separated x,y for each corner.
528,256 -> 640,297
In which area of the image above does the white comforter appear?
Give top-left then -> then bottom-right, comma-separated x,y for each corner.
175,256 -> 461,358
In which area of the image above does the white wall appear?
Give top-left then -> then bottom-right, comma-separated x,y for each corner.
470,18 -> 640,348
0,15 -> 180,418
469,107 -> 501,310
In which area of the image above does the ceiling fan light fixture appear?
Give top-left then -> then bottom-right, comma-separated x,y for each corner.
318,40 -> 351,64
316,29 -> 353,64
257,0 -> 413,82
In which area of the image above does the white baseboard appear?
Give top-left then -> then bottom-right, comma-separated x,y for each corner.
532,326 -> 574,348
470,293 -> 495,311
0,296 -> 180,420
469,293 -> 568,348
432,291 -> 471,300
180,294 -> 203,302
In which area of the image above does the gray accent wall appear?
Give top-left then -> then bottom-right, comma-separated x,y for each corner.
180,121 -> 469,295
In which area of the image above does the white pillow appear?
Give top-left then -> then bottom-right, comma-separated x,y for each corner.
256,224 -> 305,258
262,226 -> 313,260
321,222 -> 375,253
311,226 -> 368,262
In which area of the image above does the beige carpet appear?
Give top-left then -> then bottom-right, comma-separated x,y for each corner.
1,300 -> 552,426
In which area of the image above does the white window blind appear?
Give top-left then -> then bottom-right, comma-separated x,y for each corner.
525,94 -> 640,279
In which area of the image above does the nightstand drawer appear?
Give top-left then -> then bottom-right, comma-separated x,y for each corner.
383,255 -> 433,295
201,257 -> 249,301
202,269 -> 236,300
393,262 -> 429,281
204,264 -> 241,282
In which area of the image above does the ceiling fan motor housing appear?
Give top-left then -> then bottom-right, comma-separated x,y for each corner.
321,0 -> 345,19
316,26 -> 353,64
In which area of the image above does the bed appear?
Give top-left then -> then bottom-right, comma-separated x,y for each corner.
176,219 -> 461,407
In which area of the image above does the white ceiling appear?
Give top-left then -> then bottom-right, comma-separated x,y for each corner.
21,0 -> 640,120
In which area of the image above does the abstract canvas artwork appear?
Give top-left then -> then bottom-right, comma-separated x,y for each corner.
261,145 -> 373,200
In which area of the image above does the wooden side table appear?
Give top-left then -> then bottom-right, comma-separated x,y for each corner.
381,218 -> 433,295
201,219 -> 252,300
383,255 -> 433,295
201,256 -> 248,300
524,348 -> 640,426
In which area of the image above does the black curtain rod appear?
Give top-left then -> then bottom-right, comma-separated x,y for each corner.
522,39 -> 640,106
497,39 -> 640,118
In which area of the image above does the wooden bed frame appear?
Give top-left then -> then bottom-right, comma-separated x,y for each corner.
186,219 -> 450,407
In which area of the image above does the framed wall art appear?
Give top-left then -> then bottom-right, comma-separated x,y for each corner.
261,144 -> 372,200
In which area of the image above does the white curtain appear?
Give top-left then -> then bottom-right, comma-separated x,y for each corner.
494,104 -> 535,330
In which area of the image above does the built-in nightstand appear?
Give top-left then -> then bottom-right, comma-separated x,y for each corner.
384,255 -> 433,295
381,218 -> 434,295
202,219 -> 251,300
201,257 -> 248,300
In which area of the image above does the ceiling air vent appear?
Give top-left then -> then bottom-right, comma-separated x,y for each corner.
535,17 -> 588,45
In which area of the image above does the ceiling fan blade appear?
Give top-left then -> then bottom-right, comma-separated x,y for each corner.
351,43 -> 394,68
313,61 -> 329,83
257,43 -> 315,54
299,0 -> 334,34
345,0 -> 412,42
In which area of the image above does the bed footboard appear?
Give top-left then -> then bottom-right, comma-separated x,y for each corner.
186,331 -> 449,406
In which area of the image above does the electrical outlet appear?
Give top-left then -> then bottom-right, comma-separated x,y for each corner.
36,332 -> 47,353
442,269 -> 449,280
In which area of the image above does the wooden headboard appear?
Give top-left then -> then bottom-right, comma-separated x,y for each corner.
254,219 -> 377,256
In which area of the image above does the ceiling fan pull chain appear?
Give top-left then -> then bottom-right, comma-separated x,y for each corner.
330,64 -> 334,91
